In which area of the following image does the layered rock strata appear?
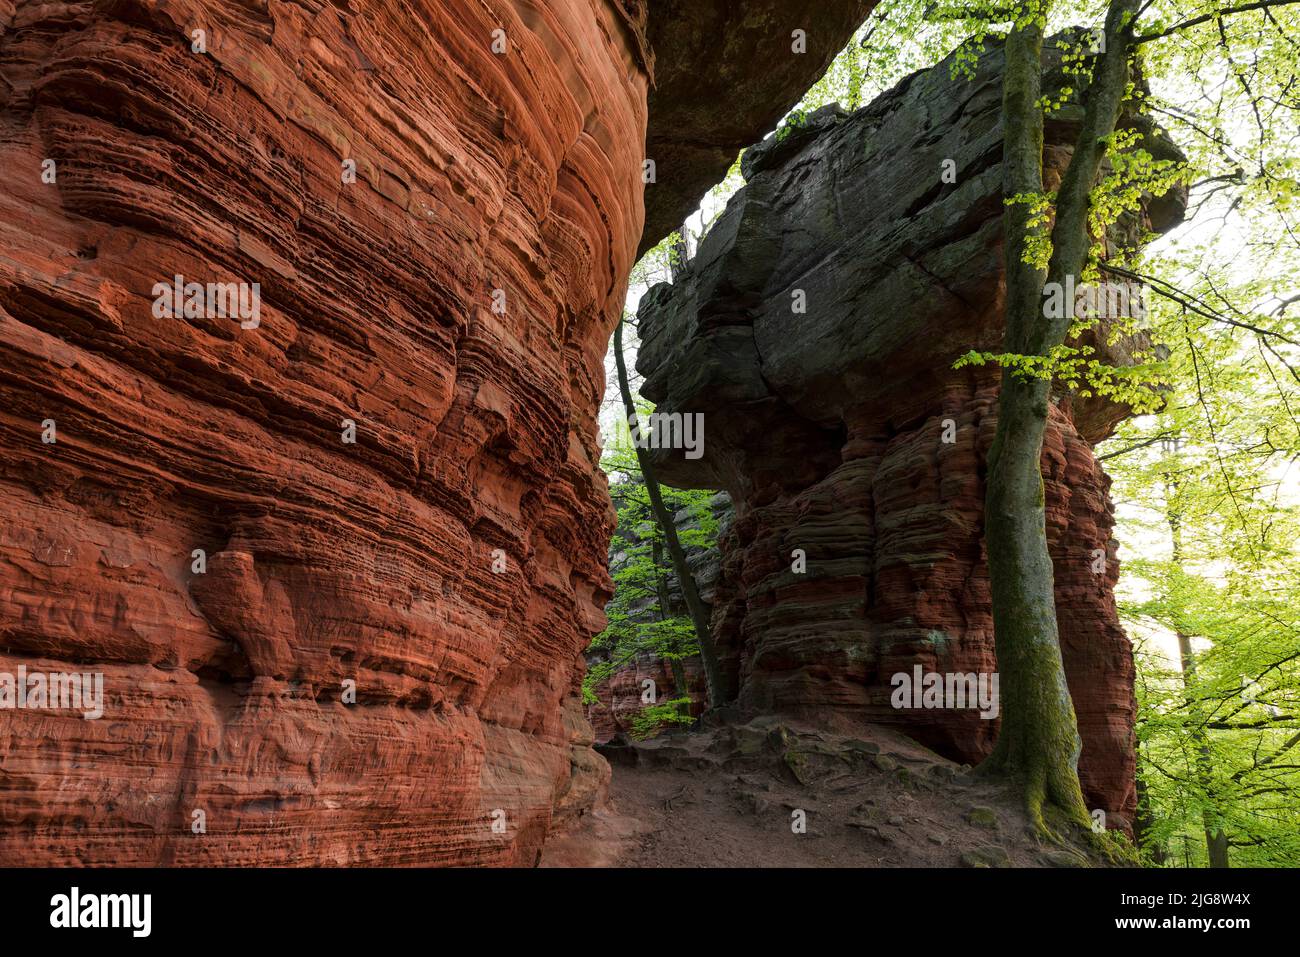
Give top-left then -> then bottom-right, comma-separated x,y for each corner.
0,0 -> 868,864
635,38 -> 1185,831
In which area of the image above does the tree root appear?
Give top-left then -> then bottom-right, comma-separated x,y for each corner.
978,755 -> 1093,850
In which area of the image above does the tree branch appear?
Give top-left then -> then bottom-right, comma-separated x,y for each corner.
1097,432 -> 1177,461
1135,0 -> 1300,44
1099,263 -> 1300,346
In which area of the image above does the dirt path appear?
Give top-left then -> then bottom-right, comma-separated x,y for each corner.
542,716 -> 1107,868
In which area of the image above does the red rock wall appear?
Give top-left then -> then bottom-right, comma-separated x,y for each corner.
0,0 -> 873,867
708,386 -> 1137,826
0,0 -> 645,866
586,653 -> 706,743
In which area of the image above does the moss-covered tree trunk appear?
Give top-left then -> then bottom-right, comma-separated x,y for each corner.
614,317 -> 725,708
981,0 -> 1139,835
982,370 -> 1091,832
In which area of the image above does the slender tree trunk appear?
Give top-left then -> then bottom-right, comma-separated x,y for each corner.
1176,628 -> 1230,867
652,538 -> 692,706
981,0 -> 1139,835
613,316 -> 724,707
1164,453 -> 1229,867
1133,756 -> 1168,864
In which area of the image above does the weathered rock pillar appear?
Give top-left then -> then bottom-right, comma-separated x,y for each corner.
636,38 -> 1185,831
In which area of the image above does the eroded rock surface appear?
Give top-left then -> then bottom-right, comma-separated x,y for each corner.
640,0 -> 877,253
0,0 -> 868,865
635,38 -> 1185,831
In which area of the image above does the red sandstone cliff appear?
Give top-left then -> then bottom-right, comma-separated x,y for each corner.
0,0 -> 870,864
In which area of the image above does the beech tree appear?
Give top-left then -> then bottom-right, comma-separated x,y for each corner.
975,0 -> 1141,837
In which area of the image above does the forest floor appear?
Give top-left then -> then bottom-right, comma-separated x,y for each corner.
540,714 -> 1120,868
